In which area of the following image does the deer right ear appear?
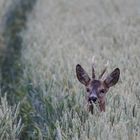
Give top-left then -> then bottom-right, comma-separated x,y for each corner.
76,64 -> 91,86
104,68 -> 120,88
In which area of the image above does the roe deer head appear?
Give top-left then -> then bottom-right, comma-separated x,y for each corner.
76,61 -> 120,113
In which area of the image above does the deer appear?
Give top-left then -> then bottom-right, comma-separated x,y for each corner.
76,60 -> 120,114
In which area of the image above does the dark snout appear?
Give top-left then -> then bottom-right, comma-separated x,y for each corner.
88,96 -> 97,103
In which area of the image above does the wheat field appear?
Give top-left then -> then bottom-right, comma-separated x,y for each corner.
0,0 -> 140,139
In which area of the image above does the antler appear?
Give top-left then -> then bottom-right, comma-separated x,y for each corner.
99,61 -> 109,79
92,56 -> 95,79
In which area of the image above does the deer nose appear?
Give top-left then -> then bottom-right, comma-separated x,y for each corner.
88,91 -> 97,103
88,96 -> 97,102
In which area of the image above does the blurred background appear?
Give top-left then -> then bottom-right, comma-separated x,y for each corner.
0,0 -> 140,139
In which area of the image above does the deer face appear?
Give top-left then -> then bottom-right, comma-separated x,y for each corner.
76,64 -> 120,113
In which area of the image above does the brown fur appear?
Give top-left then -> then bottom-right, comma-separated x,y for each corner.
76,64 -> 120,113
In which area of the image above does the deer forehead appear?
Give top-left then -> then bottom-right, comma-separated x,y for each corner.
87,80 -> 105,91
91,80 -> 101,87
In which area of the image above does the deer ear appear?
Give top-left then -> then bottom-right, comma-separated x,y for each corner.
104,68 -> 120,88
76,64 -> 91,86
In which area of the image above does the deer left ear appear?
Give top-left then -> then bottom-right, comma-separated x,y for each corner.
76,64 -> 91,86
104,68 -> 120,88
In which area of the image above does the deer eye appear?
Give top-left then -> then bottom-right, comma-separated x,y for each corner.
86,88 -> 90,92
99,90 -> 105,97
100,89 -> 105,94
